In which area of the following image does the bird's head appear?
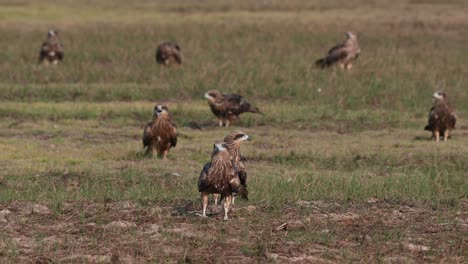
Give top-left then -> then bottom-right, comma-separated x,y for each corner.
432,91 -> 448,103
153,104 -> 169,119
346,31 -> 356,39
224,130 -> 251,145
204,90 -> 222,102
213,142 -> 229,155
48,29 -> 58,38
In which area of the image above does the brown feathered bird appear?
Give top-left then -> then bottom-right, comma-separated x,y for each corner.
198,142 -> 240,220
223,130 -> 250,201
212,130 -> 251,205
424,91 -> 457,141
316,32 -> 360,70
38,29 -> 64,65
204,90 -> 262,127
142,104 -> 178,159
156,42 -> 182,65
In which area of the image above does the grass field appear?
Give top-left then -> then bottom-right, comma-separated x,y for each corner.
0,0 -> 467,262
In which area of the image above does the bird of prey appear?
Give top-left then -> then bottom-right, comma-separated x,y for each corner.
198,142 -> 240,220
142,104 -> 178,159
204,90 -> 262,127
315,32 -> 360,70
424,91 -> 457,141
156,42 -> 182,65
214,130 -> 250,205
38,29 -> 64,65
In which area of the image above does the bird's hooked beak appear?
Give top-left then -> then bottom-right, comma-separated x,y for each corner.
244,135 -> 251,141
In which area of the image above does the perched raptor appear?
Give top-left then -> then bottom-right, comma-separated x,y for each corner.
142,104 -> 178,159
156,42 -> 182,65
204,90 -> 262,127
198,142 -> 240,220
315,32 -> 360,70
38,29 -> 64,65
424,91 -> 457,141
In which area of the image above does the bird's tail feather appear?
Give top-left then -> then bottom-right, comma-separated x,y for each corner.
316,54 -> 343,68
249,107 -> 263,115
315,58 -> 328,68
238,186 -> 249,200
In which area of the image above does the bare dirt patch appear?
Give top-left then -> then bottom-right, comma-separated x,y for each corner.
0,200 -> 465,263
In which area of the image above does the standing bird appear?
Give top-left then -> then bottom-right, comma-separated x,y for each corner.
217,130 -> 251,204
315,32 -> 360,70
142,104 -> 178,159
202,131 -> 251,213
156,42 -> 182,65
424,91 -> 457,141
198,142 -> 240,220
204,90 -> 262,127
38,29 -> 64,65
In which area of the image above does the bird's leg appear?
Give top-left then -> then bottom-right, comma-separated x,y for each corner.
232,195 -> 235,205
161,150 -> 168,160
213,194 -> 219,205
223,195 -> 232,220
345,63 -> 352,70
197,192 -> 209,217
338,63 -> 345,69
225,119 -> 230,128
219,119 -> 223,127
444,130 -> 450,141
53,60 -> 58,65
435,130 -> 440,142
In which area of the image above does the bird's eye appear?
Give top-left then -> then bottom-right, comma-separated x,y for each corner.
234,134 -> 244,140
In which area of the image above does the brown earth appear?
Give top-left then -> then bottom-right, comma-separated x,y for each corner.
0,199 -> 466,263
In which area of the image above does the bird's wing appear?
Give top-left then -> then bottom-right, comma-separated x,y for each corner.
142,122 -> 153,147
54,43 -> 64,59
172,49 -> 182,63
451,112 -> 457,128
326,44 -> 349,61
170,121 -> 177,147
197,162 -> 211,192
424,107 -> 436,131
224,93 -> 251,114
40,42 -> 49,52
224,93 -> 243,104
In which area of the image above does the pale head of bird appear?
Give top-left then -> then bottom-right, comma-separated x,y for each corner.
212,142 -> 229,156
48,29 -> 57,38
153,104 -> 169,119
346,31 -> 356,40
204,90 -> 223,103
224,130 -> 251,146
432,91 -> 448,103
